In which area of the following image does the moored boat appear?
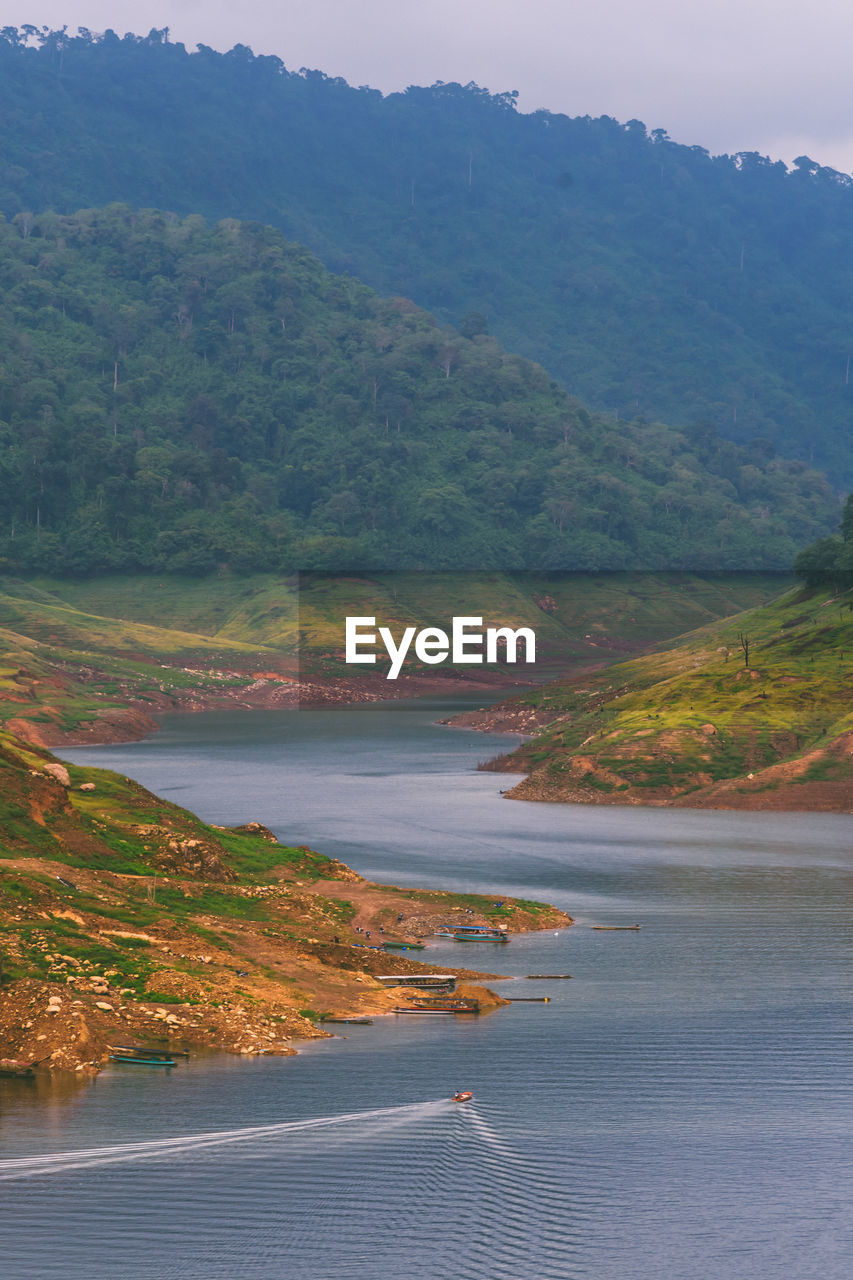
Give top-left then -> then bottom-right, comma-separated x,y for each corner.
395,997 -> 479,1015
0,1059 -> 35,1079
377,974 -> 456,992
108,1046 -> 177,1066
435,925 -> 509,942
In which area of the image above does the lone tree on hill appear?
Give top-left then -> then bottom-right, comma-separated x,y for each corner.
738,631 -> 751,668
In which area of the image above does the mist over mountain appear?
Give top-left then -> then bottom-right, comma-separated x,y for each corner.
1,27 -> 852,486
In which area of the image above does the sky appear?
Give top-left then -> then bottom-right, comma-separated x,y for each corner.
5,1 -> 853,172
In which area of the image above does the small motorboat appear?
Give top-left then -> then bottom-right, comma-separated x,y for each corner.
452,1091 -> 473,1103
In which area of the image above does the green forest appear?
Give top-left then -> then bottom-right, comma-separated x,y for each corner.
0,206 -> 837,574
2,28 -> 853,480
794,495 -> 853,589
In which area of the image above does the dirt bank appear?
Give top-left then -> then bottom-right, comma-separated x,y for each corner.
0,848 -> 571,1075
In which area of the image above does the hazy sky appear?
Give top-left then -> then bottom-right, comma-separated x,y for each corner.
6,1 -> 853,172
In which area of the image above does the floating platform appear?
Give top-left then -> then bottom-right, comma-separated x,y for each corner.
377,974 -> 456,991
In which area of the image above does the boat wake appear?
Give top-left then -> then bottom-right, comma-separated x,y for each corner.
0,1099 -> 611,1278
0,1100 -> 444,1182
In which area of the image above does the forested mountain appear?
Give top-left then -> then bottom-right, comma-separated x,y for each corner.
2,28 -> 853,479
0,207 -> 835,573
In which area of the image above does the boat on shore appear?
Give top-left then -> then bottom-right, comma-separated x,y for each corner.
0,1058 -> 36,1079
435,925 -> 509,943
382,940 -> 426,951
377,975 -> 456,992
395,997 -> 479,1015
108,1046 -> 177,1066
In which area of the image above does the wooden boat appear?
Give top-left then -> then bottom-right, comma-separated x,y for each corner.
591,924 -> 641,931
109,1048 -> 176,1066
382,940 -> 426,951
395,998 -> 479,1015
0,1059 -> 35,1079
319,1017 -> 374,1025
110,1044 -> 190,1059
377,974 -> 455,992
452,1091 -> 473,1102
526,974 -> 572,979
435,925 -> 509,943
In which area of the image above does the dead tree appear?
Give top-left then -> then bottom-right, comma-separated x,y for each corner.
738,631 -> 751,668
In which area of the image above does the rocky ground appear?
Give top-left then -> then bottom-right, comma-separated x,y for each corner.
0,733 -> 570,1076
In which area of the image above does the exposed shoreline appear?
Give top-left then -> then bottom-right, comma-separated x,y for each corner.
7,669 -> 537,750
0,727 -> 571,1078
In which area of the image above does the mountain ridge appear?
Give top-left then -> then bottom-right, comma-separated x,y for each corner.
3,28 -> 853,478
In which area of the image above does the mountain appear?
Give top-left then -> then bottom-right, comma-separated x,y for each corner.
2,29 -> 853,479
0,206 -> 836,574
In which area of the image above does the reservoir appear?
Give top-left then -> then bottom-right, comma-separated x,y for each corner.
2,697 -> 852,1278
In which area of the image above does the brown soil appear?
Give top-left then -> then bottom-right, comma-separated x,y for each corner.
6,671 -> 536,749
0,855 -> 570,1075
501,729 -> 853,812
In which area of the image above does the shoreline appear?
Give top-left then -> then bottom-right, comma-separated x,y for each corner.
6,669 -> 537,751
0,723 -> 572,1077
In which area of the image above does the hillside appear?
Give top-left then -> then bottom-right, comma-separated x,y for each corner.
3,30 -> 853,477
462,585 -> 853,811
0,206 -> 837,574
0,570 -> 786,743
0,726 -> 568,1071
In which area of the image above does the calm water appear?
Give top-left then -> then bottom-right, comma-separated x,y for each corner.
1,698 -> 851,1278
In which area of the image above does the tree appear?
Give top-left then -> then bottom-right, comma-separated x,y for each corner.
738,632 -> 751,668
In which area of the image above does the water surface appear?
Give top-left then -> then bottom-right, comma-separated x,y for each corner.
1,698 -> 850,1278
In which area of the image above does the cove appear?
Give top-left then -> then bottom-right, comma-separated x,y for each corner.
0,695 -> 850,1279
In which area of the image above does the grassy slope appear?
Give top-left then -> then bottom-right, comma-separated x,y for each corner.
0,571 -> 786,741
481,585 -> 853,811
0,727 -> 565,1069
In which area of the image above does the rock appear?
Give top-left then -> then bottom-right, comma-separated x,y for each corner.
94,1001 -> 114,1011
79,782 -> 96,792
700,723 -> 717,736
43,762 -> 71,787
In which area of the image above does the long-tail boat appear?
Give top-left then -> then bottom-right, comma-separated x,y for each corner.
435,925 -> 509,942
108,1046 -> 177,1066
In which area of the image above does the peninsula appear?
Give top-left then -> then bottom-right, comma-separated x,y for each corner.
0,728 -> 569,1074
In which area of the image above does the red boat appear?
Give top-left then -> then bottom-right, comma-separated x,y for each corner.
452,1091 -> 473,1103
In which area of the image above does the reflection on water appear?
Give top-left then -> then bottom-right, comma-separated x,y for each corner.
0,699 -> 849,1278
